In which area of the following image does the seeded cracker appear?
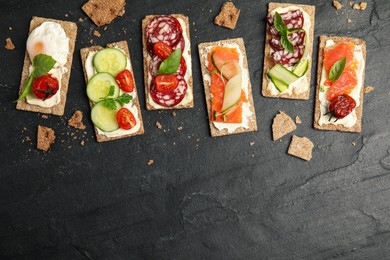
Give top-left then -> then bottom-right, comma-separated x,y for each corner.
272,111 -> 297,141
37,125 -> 55,151
288,135 -> 314,161
82,0 -> 126,27
214,2 -> 240,29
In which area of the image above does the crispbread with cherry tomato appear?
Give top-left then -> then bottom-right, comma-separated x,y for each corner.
142,14 -> 193,110
80,41 -> 144,142
16,16 -> 77,116
314,36 -> 366,133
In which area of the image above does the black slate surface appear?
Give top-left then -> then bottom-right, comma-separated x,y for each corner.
1,0 -> 390,259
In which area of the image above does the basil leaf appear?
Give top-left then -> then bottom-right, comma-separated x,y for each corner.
158,48 -> 181,75
280,35 -> 294,53
273,12 -> 287,34
32,54 -> 57,78
329,57 -> 347,82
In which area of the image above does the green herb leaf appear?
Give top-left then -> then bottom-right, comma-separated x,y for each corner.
329,57 -> 347,82
273,12 -> 287,34
273,12 -> 298,53
158,48 -> 181,75
320,85 -> 328,92
211,69 -> 217,75
32,54 -> 57,78
16,54 -> 57,102
108,85 -> 115,97
101,93 -> 133,110
117,93 -> 132,105
280,35 -> 294,53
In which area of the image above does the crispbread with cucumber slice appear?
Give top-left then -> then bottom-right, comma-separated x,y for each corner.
262,3 -> 315,100
16,17 -> 77,116
80,41 -> 144,142
313,36 -> 366,133
198,38 -> 257,137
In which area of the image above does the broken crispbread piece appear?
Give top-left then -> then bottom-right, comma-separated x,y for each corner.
5,37 -> 15,50
288,135 -> 314,161
68,110 -> 86,130
16,17 -> 77,116
262,3 -> 315,100
82,0 -> 126,27
272,111 -> 297,141
37,125 -> 55,151
313,36 -> 366,133
80,41 -> 145,142
198,38 -> 257,137
214,1 -> 241,29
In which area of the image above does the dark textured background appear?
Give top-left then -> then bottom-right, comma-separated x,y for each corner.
1,0 -> 390,259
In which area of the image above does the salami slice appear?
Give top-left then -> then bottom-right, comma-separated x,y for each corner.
150,76 -> 188,107
269,31 -> 306,51
146,15 -> 183,55
271,45 -> 305,67
149,56 -> 187,78
267,10 -> 304,35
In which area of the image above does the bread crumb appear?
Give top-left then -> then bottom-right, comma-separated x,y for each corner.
177,126 -> 183,131
89,39 -> 94,44
80,140 -> 85,146
272,111 -> 297,141
37,125 -> 55,151
78,18 -> 84,22
295,116 -> 302,124
333,0 -> 342,10
82,0 -> 126,27
68,110 -> 86,130
147,159 -> 154,166
352,142 -> 356,146
353,2 -> 366,10
214,1 -> 240,30
42,115 -> 49,119
249,142 -> 255,146
9,27 -> 12,30
347,18 -> 352,23
5,37 -> 15,50
172,111 -> 177,117
364,86 -> 375,94
288,135 -> 314,161
93,30 -> 101,37
156,121 -> 162,129
104,26 -> 108,31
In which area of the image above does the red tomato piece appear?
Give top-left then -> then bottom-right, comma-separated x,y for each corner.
116,70 -> 135,93
154,75 -> 179,93
328,94 -> 356,119
116,108 -> 137,130
153,42 -> 174,60
32,74 -> 59,101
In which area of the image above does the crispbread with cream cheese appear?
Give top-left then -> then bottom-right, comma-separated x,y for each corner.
198,38 -> 257,137
80,41 -> 145,142
16,17 -> 77,116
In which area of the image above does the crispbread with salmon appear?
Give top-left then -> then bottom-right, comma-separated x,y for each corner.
198,38 -> 257,137
142,14 -> 193,110
80,41 -> 145,142
16,16 -> 77,116
314,36 -> 366,133
262,3 -> 315,100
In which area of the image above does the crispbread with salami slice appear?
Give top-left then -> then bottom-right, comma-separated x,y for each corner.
80,41 -> 145,142
262,3 -> 315,100
198,38 -> 257,137
313,36 -> 366,133
142,14 -> 193,110
16,17 -> 77,116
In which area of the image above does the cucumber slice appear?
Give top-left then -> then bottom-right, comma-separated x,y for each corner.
211,50 -> 240,80
93,48 -> 127,77
269,74 -> 289,92
91,101 -> 120,132
87,72 -> 120,103
221,69 -> 242,112
268,63 -> 299,86
292,59 -> 309,77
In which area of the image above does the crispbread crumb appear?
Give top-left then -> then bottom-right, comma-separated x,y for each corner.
347,18 -> 352,23
93,30 -> 101,37
89,39 -> 94,44
68,110 -> 86,130
78,18 -> 84,22
177,126 -> 183,131
214,1 -> 240,29
352,142 -> 356,146
104,26 -> 108,31
272,111 -> 297,141
360,2 -> 367,10
37,125 -> 55,151
249,142 -> 255,146
287,135 -> 314,161
5,37 -> 15,50
353,3 -> 360,10
42,114 -> 49,119
172,111 -> 177,117
80,140 -> 85,146
333,1 -> 342,10
147,159 -> 154,166
364,86 -> 375,94
295,116 -> 302,124
82,0 -> 126,27
156,121 -> 162,129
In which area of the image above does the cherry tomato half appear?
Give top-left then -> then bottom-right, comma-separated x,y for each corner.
32,74 -> 59,101
153,42 -> 173,60
116,70 -> 135,93
116,107 -> 137,130
328,94 -> 356,119
154,75 -> 179,93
